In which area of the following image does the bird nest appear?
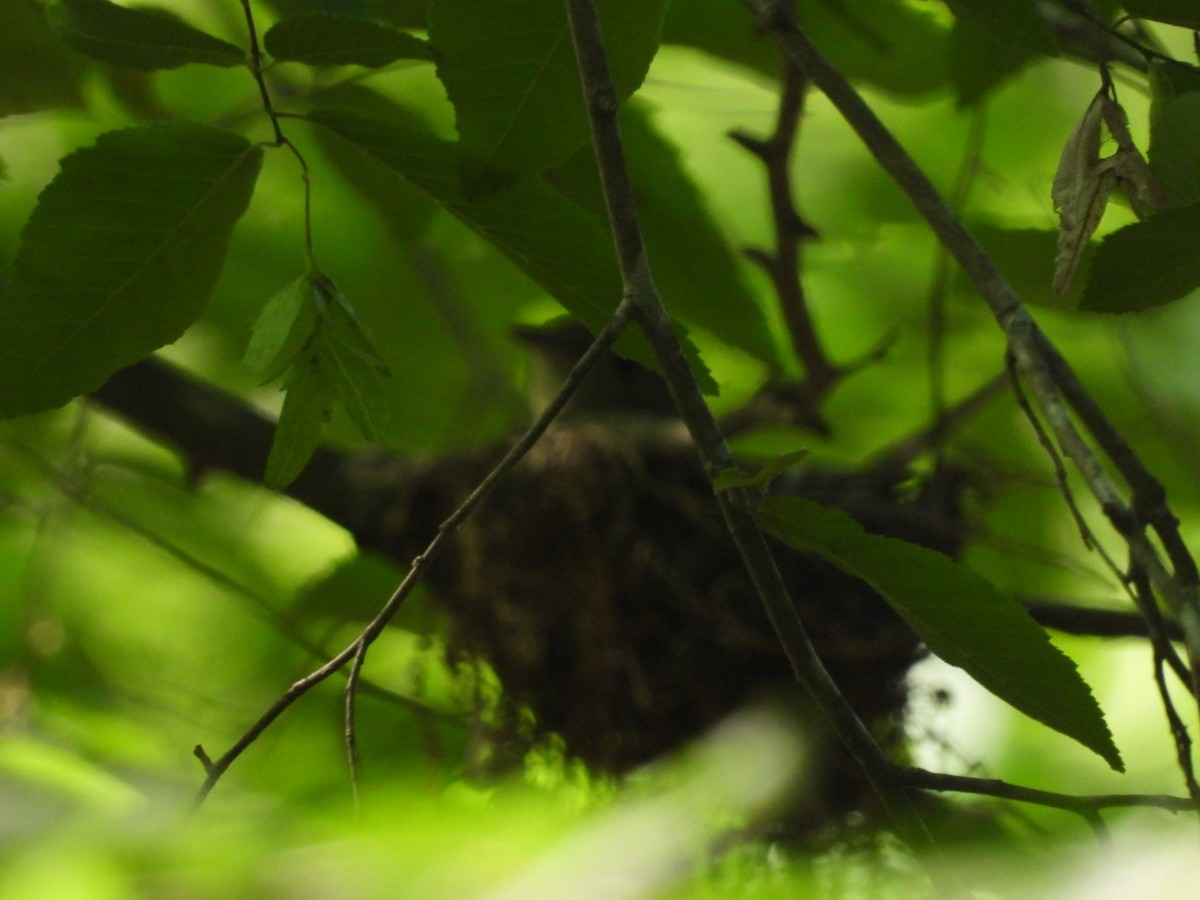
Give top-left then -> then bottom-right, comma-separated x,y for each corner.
361,419 -> 970,824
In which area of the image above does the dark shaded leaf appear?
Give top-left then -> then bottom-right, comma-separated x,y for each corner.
267,348 -> 335,489
946,0 -> 1056,55
547,103 -> 779,367
755,496 -> 1122,771
428,0 -> 668,195
662,0 -> 949,96
946,16 -> 1039,106
1125,0 -> 1200,29
306,105 -> 717,393
1150,91 -> 1200,208
0,123 -> 263,417
264,13 -> 433,67
48,0 -> 245,70
1079,201 -> 1200,313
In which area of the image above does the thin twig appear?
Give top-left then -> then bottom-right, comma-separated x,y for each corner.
730,62 -> 838,402
193,297 -> 639,805
345,639 -> 368,810
897,766 -> 1196,815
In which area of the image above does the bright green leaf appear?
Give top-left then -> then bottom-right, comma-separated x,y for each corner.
1150,92 -> 1200,208
756,496 -> 1123,771
1125,0 -> 1200,28
0,122 -> 263,418
428,0 -> 668,195
1079,202 -> 1200,313
266,349 -> 336,489
305,105 -> 717,394
263,13 -> 434,67
547,103 -> 778,367
244,275 -> 319,382
48,0 -> 246,70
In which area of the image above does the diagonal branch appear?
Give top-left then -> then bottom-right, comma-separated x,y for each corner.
561,0 -> 937,844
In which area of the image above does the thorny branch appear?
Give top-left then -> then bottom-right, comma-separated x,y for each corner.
740,0 -> 1200,784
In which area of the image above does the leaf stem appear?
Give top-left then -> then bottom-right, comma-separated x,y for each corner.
239,0 -> 316,265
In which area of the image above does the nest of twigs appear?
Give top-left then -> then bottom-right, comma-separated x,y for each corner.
358,414 -> 969,825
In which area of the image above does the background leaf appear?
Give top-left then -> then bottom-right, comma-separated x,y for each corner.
306,105 -> 717,393
0,123 -> 262,417
546,102 -> 779,368
48,0 -> 246,70
1124,0 -> 1200,29
263,13 -> 434,67
428,0 -> 668,195
1150,91 -> 1200,208
1079,201 -> 1200,313
662,0 -> 949,96
755,496 -> 1123,771
0,0 -> 86,116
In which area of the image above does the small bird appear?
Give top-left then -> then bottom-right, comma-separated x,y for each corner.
511,318 -> 678,422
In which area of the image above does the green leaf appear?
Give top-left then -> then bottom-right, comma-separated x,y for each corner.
712,450 -> 809,493
1149,59 -> 1200,103
1150,92 -> 1200,208
547,103 -> 779,367
662,0 -> 949,96
756,496 -> 1122,770
0,0 -> 85,116
260,273 -> 395,487
0,122 -> 263,418
1125,0 -> 1200,28
48,0 -> 246,70
946,0 -> 1056,55
305,105 -> 717,393
308,85 -> 439,243
244,275 -> 320,382
263,13 -> 434,67
964,224 -> 1090,310
1079,201 -> 1200,313
266,349 -> 336,489
428,0 -> 668,195
946,16 -> 1039,106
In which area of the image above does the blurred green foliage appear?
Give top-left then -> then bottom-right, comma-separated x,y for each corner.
3,0 -> 1200,894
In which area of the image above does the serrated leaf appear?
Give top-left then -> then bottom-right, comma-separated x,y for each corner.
48,0 -> 245,70
546,103 -> 779,367
1079,201 -> 1200,313
305,105 -> 717,394
244,275 -> 319,382
264,13 -> 434,67
756,496 -> 1122,771
1124,0 -> 1200,28
266,349 -> 335,489
0,122 -> 262,418
428,0 -> 668,195
1150,91 -> 1200,208
662,0 -> 949,96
